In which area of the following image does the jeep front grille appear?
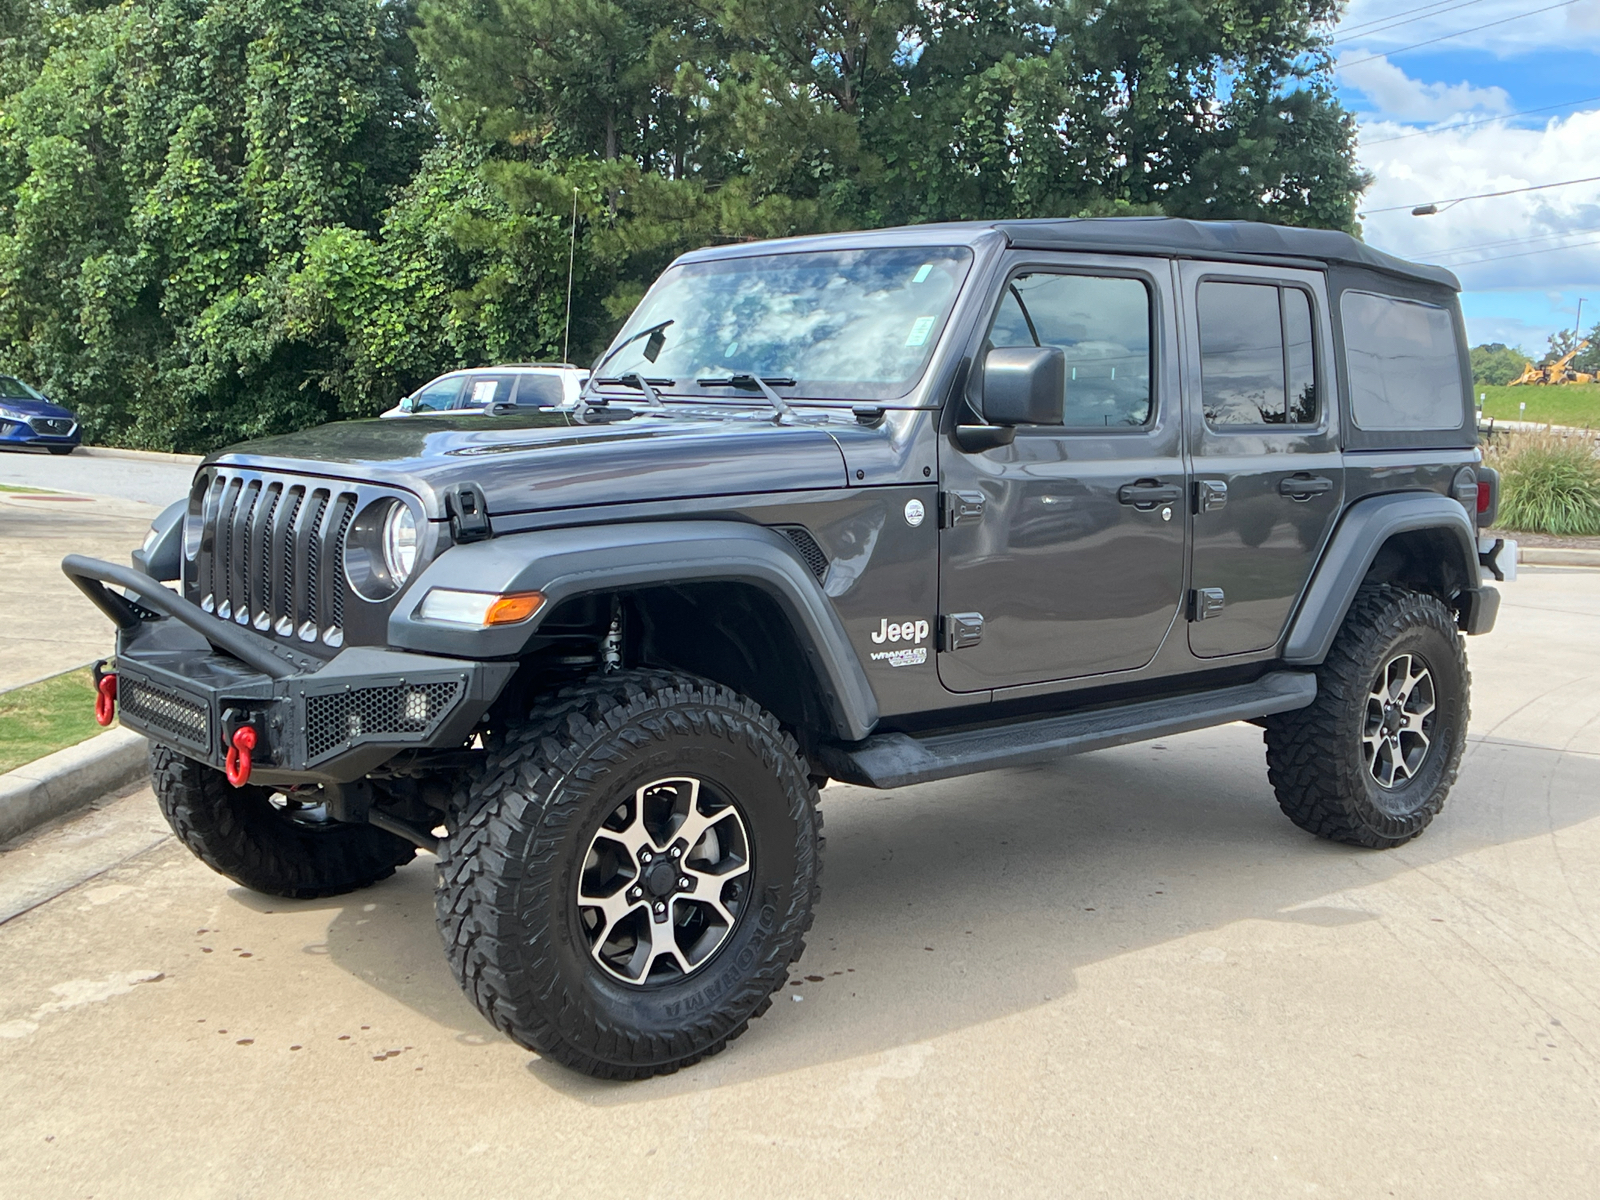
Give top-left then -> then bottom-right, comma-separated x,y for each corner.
189,469 -> 405,651
120,677 -> 210,751
304,681 -> 463,762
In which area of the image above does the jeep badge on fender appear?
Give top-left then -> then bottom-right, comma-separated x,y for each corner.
65,217 -> 1500,1080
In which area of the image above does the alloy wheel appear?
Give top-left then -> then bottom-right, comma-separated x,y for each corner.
577,777 -> 752,985
1362,653 -> 1436,790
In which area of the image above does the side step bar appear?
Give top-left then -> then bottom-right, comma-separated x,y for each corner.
816,670 -> 1317,790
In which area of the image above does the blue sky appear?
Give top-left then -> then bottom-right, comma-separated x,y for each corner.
1333,0 -> 1600,354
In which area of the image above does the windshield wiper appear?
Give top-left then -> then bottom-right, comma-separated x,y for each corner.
695,375 -> 796,423
593,373 -> 671,406
579,319 -> 674,406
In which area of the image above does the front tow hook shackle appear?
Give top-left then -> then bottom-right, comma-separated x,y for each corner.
94,672 -> 118,727
224,726 -> 258,788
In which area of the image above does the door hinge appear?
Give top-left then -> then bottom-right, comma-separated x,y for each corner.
940,490 -> 986,528
940,612 -> 984,651
445,482 -> 492,544
1193,479 -> 1228,514
1188,588 -> 1226,621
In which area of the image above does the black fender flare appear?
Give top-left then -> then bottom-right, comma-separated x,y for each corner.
1282,491 -> 1482,666
388,520 -> 880,742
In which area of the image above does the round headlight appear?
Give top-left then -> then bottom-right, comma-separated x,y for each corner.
382,502 -> 418,583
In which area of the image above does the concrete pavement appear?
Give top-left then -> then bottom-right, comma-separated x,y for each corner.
1,567 -> 1597,1198
0,490 -> 160,691
0,447 -> 195,509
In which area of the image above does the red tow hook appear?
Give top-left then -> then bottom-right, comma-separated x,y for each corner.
224,726 -> 258,788
94,673 -> 118,726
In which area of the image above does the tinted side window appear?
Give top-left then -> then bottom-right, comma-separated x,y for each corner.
461,373 -> 517,408
411,376 -> 464,413
988,273 -> 1152,428
515,373 -> 566,407
1341,291 -> 1464,431
1199,282 -> 1284,425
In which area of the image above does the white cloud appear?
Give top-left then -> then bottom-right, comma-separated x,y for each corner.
1335,0 -> 1600,57
1337,55 -> 1509,123
1356,107 -> 1600,295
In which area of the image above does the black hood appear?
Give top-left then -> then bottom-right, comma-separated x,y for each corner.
212,409 -> 851,517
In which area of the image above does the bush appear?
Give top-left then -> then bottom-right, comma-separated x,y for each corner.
1490,431 -> 1600,536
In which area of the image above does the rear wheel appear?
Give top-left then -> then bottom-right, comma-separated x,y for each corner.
1264,585 -> 1468,848
435,669 -> 821,1079
150,746 -> 416,898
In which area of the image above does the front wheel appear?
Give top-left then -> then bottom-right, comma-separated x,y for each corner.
46,445 -> 75,456
1265,585 -> 1469,849
435,670 -> 821,1079
150,746 -> 417,897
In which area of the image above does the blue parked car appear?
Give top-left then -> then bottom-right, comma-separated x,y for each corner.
0,374 -> 81,454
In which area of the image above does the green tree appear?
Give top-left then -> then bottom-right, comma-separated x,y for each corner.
1470,343 -> 1531,387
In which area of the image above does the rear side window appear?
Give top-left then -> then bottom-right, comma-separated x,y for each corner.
988,273 -> 1152,428
1340,291 -> 1464,431
515,373 -> 566,407
1197,281 -> 1319,426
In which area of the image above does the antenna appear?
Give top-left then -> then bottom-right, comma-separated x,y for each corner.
563,187 -> 578,366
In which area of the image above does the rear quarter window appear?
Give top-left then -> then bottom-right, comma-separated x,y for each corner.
1340,291 -> 1465,431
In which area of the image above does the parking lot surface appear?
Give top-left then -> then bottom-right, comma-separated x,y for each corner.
1,567 -> 1597,1198
0,490 -> 158,691
0,448 -> 195,509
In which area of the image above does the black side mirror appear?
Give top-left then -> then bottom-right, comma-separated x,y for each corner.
982,346 -> 1066,426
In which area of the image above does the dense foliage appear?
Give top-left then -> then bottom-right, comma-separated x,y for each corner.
0,0 -> 1368,452
1470,343 -> 1531,387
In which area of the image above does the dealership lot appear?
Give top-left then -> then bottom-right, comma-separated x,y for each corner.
1,567 -> 1596,1198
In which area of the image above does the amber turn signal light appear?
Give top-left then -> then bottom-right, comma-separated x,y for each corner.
484,591 -> 545,625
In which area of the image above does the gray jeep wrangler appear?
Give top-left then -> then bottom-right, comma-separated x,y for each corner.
65,218 -> 1508,1079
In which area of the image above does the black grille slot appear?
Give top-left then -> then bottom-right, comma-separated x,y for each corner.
29,417 -> 73,435
775,525 -> 829,581
120,677 -> 209,750
192,470 -> 366,649
304,681 -> 462,762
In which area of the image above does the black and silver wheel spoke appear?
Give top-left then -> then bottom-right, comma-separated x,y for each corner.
577,776 -> 751,985
1362,652 -> 1435,789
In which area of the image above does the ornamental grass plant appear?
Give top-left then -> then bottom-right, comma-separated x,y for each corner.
1488,430 -> 1600,536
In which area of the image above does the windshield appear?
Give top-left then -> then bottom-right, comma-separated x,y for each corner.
0,375 -> 44,400
602,246 -> 974,401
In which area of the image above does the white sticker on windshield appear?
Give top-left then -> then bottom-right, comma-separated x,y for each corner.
913,263 -> 932,284
905,316 -> 936,347
471,381 -> 498,405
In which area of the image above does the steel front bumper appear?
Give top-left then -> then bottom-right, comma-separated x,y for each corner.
62,555 -> 512,784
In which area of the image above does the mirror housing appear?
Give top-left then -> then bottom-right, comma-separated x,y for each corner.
981,346 -> 1066,426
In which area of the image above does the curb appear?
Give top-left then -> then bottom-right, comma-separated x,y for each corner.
78,445 -> 203,466
1520,546 -> 1600,568
0,728 -> 149,845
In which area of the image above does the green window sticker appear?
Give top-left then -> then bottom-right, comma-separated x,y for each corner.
905,316 -> 936,347
912,263 -> 933,284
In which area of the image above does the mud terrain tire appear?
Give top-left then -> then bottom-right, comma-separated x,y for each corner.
1265,585 -> 1468,849
435,669 -> 821,1080
150,746 -> 416,898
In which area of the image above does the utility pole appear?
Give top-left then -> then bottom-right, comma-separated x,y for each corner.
1577,297 -> 1587,342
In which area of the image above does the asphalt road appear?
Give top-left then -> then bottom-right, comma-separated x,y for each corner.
1,567 -> 1597,1198
0,447 -> 196,508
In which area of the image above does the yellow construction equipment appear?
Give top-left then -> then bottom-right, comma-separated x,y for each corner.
1510,340 -> 1593,385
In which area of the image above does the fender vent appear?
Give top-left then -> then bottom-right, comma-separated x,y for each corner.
774,525 -> 828,581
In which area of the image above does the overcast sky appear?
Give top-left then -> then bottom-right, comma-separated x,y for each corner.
1334,0 -> 1600,353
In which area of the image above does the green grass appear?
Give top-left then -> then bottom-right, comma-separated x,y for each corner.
0,668 -> 109,775
1476,383 -> 1600,428
0,482 -> 56,493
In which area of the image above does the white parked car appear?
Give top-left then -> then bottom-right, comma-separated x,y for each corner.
380,364 -> 589,418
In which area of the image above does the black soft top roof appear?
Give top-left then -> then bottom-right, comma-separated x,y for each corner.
994,218 -> 1459,291
679,217 -> 1459,292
